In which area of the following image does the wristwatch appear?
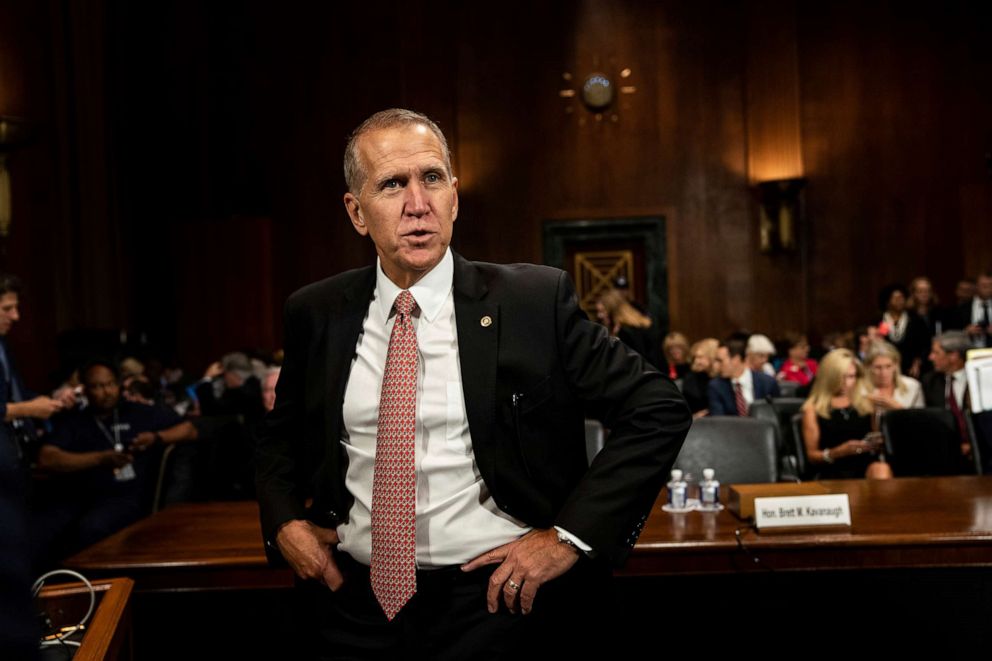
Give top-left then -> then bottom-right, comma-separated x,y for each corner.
822,448 -> 834,464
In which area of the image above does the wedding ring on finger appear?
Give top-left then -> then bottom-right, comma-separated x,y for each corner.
507,579 -> 521,592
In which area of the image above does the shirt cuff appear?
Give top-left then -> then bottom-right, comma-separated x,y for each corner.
553,526 -> 593,553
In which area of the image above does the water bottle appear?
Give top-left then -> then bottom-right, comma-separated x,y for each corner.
699,468 -> 720,511
667,469 -> 688,510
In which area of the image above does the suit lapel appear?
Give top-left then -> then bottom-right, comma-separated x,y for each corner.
452,253 -> 499,479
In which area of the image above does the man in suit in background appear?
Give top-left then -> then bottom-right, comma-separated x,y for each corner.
945,272 -> 992,348
921,331 -> 977,463
255,109 -> 690,658
707,337 -> 781,416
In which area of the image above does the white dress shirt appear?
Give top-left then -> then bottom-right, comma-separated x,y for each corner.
337,249 -> 531,567
947,368 -> 967,409
971,297 -> 992,325
732,368 -> 755,407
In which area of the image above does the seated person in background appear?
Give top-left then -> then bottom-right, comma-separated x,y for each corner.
745,334 -> 777,377
194,352 -> 265,421
864,341 -> 923,411
776,331 -> 818,387
595,288 -> 661,369
122,373 -> 156,405
854,324 -> 880,362
955,278 -> 976,306
944,271 -> 992,349
801,349 -> 891,480
708,338 -> 780,416
193,352 -> 265,499
907,276 -> 942,340
682,338 -> 718,418
31,360 -> 198,569
662,332 -> 691,381
877,283 -> 930,377
922,331 -> 972,459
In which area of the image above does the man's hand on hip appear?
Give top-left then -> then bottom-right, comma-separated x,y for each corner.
276,520 -> 344,590
461,528 -> 580,616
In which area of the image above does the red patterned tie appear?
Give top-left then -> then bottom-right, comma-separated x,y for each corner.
734,381 -> 748,417
371,290 -> 418,621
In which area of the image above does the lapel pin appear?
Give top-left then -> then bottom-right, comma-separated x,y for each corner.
480,315 -> 493,328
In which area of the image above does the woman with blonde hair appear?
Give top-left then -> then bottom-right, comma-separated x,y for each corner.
595,288 -> 660,369
681,338 -> 719,417
864,341 -> 923,411
802,349 -> 891,479
662,332 -> 691,380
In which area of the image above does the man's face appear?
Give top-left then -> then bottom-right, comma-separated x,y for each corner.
957,280 -> 976,302
977,276 -> 992,301
343,124 -> 458,288
84,365 -> 121,412
715,347 -> 743,379
929,340 -> 963,374
0,292 -> 20,336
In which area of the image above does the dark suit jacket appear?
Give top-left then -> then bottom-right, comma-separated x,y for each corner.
707,370 -> 781,416
255,253 -> 691,568
943,302 -> 975,331
921,371 -> 947,408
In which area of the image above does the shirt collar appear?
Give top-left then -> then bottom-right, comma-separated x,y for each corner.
733,368 -> 753,388
374,248 -> 453,324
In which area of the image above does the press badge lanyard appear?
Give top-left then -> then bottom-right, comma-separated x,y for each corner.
93,408 -> 122,450
94,408 -> 136,481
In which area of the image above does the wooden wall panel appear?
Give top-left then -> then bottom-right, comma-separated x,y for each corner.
797,3 -> 992,335
1,0 -> 991,383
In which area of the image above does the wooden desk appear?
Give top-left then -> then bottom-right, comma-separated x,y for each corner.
622,475 -> 992,576
66,501 -> 293,592
67,477 -> 992,590
38,578 -> 134,660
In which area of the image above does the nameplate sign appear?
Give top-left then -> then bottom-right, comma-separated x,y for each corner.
753,494 -> 852,529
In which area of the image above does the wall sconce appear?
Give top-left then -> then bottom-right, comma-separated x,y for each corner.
752,177 -> 805,254
0,116 -> 30,239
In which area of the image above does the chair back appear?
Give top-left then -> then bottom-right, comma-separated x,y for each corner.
790,412 -> 811,478
750,397 -> 806,480
675,417 -> 779,485
881,408 -> 969,476
777,381 -> 800,398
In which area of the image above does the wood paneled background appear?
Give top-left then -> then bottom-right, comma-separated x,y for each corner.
1,0 -> 989,386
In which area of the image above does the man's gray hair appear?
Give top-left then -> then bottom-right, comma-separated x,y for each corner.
935,331 -> 971,358
221,352 -> 253,381
343,108 -> 452,194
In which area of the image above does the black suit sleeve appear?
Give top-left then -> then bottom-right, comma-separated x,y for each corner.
550,273 -> 691,566
254,298 -> 309,551
707,379 -> 731,416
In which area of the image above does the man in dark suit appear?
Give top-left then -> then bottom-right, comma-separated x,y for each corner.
255,109 -> 690,658
944,272 -> 992,348
921,331 -> 970,409
921,331 -> 977,462
707,338 -> 781,416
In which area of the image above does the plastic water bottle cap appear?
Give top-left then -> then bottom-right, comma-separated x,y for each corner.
671,469 -> 683,481
703,468 -> 715,480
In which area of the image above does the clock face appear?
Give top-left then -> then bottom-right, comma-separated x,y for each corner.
581,73 -> 614,111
